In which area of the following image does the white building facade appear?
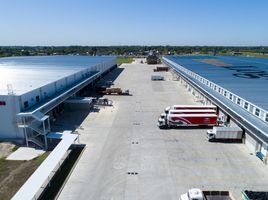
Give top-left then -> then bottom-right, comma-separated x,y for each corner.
0,56 -> 117,148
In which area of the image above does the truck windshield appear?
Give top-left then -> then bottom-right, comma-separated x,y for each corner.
188,193 -> 200,200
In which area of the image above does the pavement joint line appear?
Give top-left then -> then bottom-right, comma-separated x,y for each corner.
57,59 -> 268,200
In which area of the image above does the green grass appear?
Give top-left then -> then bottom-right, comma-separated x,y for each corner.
117,57 -> 133,65
11,145 -> 19,152
241,52 -> 268,58
0,157 -> 6,171
218,51 -> 268,58
34,152 -> 50,165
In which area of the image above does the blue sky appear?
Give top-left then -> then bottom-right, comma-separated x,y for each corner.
0,0 -> 267,46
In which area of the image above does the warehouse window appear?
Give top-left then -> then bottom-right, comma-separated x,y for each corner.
214,85 -> 217,90
244,102 -> 249,109
237,98 -> 241,105
224,91 -> 227,96
265,114 -> 268,122
255,108 -> 260,117
218,88 -> 221,93
36,96 -> 40,102
24,101 -> 29,108
229,94 -> 233,100
0,101 -> 6,106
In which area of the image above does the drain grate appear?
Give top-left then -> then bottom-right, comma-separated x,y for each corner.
131,142 -> 139,144
127,172 -> 139,175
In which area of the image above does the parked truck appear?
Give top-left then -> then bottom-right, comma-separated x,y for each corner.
158,113 -> 218,129
160,109 -> 216,119
180,188 -> 235,200
207,126 -> 243,142
165,105 -> 217,114
98,87 -> 130,95
153,66 -> 169,72
242,190 -> 268,200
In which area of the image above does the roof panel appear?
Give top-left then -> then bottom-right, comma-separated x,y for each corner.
0,55 -> 115,95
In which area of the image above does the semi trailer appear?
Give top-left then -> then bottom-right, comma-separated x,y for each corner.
165,105 -> 217,114
242,190 -> 268,200
180,188 -> 235,200
207,126 -> 243,142
160,109 -> 216,119
158,113 -> 218,129
97,87 -> 130,95
153,66 -> 169,72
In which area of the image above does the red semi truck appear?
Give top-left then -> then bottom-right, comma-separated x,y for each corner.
165,105 -> 217,114
158,113 -> 218,129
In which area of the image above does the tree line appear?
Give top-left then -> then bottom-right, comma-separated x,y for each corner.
0,46 -> 267,57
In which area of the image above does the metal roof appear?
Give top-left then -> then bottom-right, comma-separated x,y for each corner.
0,55 -> 115,95
163,56 -> 268,143
17,71 -> 100,114
165,55 -> 268,111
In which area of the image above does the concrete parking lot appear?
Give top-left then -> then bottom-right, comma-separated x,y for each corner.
58,59 -> 268,200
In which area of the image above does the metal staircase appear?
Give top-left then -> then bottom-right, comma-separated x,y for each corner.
28,137 -> 45,149
17,111 -> 50,149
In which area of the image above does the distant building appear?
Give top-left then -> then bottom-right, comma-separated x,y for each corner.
146,51 -> 158,64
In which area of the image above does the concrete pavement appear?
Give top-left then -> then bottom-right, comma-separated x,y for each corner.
58,59 -> 268,200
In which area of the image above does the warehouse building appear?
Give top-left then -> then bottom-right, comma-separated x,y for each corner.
163,55 -> 268,161
0,56 -> 116,149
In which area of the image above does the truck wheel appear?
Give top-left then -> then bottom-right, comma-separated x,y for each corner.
159,125 -> 167,129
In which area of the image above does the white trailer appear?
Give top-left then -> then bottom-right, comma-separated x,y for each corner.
165,105 -> 216,114
160,109 -> 216,119
151,75 -> 164,81
207,126 -> 243,142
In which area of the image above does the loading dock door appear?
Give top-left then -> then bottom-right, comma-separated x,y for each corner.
245,132 -> 257,153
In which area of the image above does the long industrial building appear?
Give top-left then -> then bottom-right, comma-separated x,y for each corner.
163,55 -> 268,160
0,55 -> 117,149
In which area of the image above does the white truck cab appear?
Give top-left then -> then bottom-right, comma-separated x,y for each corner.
207,129 -> 215,141
165,106 -> 171,114
160,113 -> 167,119
158,118 -> 166,128
180,188 -> 204,200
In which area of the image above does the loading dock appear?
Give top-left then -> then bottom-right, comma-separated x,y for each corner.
163,56 -> 268,164
57,59 -> 268,200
